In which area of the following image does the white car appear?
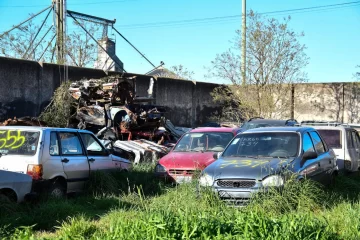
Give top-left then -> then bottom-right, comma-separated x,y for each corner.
0,170 -> 33,202
0,126 -> 132,197
309,125 -> 360,172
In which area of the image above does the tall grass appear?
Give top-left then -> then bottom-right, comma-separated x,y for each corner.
1,167 -> 360,239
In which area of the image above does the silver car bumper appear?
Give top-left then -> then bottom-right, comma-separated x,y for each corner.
214,187 -> 261,205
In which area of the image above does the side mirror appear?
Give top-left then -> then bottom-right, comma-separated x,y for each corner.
106,149 -> 113,155
213,152 -> 222,160
302,151 -> 317,162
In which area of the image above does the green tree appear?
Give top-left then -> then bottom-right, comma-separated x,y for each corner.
0,17 -> 100,67
209,11 -> 308,121
170,64 -> 195,80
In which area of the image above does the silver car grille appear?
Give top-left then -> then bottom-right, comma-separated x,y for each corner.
168,169 -> 196,175
217,179 -> 256,188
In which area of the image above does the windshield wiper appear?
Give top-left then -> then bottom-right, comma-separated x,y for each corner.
232,155 -> 258,158
189,149 -> 204,153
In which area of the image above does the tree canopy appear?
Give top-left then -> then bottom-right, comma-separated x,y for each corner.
209,11 -> 309,121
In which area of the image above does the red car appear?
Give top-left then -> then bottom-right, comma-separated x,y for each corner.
155,127 -> 240,183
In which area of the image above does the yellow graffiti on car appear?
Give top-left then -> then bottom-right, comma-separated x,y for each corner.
0,130 -> 26,149
219,159 -> 289,169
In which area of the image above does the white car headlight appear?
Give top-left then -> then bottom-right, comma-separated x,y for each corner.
199,173 -> 214,187
155,164 -> 166,173
262,175 -> 284,187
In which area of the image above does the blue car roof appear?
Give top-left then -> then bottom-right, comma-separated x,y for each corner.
243,126 -> 314,133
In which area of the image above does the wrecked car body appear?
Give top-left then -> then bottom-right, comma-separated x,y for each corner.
66,76 -> 188,163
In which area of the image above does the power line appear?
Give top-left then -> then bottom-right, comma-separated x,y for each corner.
114,3 -> 360,30
113,1 -> 360,30
0,0 -> 138,8
62,2 -> 358,32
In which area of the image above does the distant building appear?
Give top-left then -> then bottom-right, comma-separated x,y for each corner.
146,66 -> 180,79
94,37 -> 124,72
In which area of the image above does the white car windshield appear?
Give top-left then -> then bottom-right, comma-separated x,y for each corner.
222,132 -> 299,158
0,129 -> 40,156
173,132 -> 234,152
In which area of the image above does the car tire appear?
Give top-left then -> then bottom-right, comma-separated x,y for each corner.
0,191 -> 16,203
330,173 -> 337,186
49,181 -> 66,199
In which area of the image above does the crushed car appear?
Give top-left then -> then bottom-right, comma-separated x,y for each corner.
66,77 -> 190,163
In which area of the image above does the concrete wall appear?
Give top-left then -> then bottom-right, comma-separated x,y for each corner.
294,82 -> 360,123
0,57 -> 220,127
1,56 -> 360,127
154,78 -> 220,127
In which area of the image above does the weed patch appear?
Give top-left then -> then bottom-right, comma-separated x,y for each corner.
1,166 -> 360,239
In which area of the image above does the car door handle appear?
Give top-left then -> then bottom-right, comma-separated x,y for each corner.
88,158 -> 95,162
61,158 -> 69,163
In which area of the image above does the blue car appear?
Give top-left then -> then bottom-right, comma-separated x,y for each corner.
198,126 -> 338,205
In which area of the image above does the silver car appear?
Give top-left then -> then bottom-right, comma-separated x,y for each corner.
0,126 -> 132,197
198,127 -> 338,205
0,170 -> 33,202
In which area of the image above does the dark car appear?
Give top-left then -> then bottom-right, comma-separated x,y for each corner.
198,127 -> 338,205
239,117 -> 298,133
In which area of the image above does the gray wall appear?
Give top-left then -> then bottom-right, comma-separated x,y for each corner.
0,57 -> 219,127
1,56 -> 360,127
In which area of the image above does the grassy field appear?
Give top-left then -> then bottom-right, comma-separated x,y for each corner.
1,164 -> 360,239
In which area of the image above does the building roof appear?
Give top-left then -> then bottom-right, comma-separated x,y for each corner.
146,66 -> 181,79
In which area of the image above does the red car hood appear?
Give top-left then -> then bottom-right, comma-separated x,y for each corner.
159,151 -> 216,170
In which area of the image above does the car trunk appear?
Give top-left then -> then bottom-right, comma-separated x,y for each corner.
0,128 -> 42,175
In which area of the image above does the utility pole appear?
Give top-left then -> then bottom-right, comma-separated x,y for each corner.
241,0 -> 246,85
55,0 -> 65,64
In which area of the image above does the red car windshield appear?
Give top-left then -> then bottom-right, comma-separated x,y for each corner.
173,132 -> 234,152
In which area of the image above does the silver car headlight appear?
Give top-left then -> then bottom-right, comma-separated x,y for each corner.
155,164 -> 166,173
199,173 -> 214,187
262,175 -> 284,187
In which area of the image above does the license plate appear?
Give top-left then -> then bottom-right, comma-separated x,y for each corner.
175,175 -> 192,184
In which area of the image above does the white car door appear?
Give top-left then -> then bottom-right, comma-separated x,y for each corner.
58,131 -> 90,192
79,132 -> 120,171
350,130 -> 360,171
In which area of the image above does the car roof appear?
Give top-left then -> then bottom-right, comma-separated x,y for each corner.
306,125 -> 350,130
246,119 -> 287,124
0,126 -> 93,134
190,127 -> 239,133
244,126 -> 314,133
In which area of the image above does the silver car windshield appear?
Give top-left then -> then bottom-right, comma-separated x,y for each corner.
173,132 -> 234,152
222,132 -> 299,158
0,129 -> 40,156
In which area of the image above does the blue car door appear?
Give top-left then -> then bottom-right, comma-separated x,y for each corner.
309,131 -> 333,185
300,132 -> 327,184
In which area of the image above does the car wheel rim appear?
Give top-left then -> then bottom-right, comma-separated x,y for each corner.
0,194 -> 10,203
51,189 -> 63,198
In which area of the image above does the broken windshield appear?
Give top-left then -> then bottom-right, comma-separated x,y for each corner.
0,129 -> 40,156
173,132 -> 234,152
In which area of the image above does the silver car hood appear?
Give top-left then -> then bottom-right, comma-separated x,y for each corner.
203,157 -> 293,180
